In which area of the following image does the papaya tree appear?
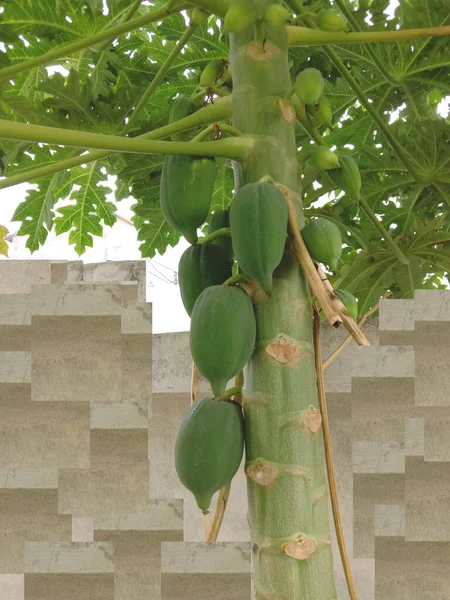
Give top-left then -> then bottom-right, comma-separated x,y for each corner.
1,0 -> 449,597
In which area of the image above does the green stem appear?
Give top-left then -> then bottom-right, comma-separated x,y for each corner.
291,95 -> 324,145
125,24 -> 198,134
0,97 -> 233,190
230,11 -> 337,598
223,273 -> 250,286
332,0 -> 400,86
191,123 -> 244,142
357,194 -> 409,265
286,24 -> 450,47
323,46 -> 422,181
0,3 -> 187,83
259,175 -> 276,184
407,263 -> 415,298
198,227 -> 231,244
254,20 -> 266,42
218,386 -> 243,401
0,115 -> 250,161
220,124 -> 244,137
191,124 -> 217,142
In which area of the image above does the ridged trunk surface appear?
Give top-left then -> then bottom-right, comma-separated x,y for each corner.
229,10 -> 338,600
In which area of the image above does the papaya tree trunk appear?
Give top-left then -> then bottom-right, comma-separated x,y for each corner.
229,12 -> 338,600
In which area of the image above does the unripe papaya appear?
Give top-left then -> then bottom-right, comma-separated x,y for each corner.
175,396 -> 244,510
223,0 -> 258,34
301,217 -> 342,269
230,182 -> 288,293
317,10 -> 348,32
359,0 -> 371,10
160,155 -> 216,244
200,59 -> 223,88
313,146 -> 340,169
295,68 -> 325,106
178,243 -> 232,316
188,6 -> 210,25
169,96 -> 194,142
208,209 -> 234,264
330,154 -> 361,198
264,4 -> 290,27
190,285 -> 256,396
307,95 -> 333,128
334,288 -> 358,320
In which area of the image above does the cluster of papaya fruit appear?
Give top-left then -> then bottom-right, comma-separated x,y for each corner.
222,0 -> 348,35
161,153 -> 358,509
162,43 -> 360,509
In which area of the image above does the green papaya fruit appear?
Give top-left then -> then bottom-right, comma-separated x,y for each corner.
301,217 -> 342,269
223,0 -> 258,34
230,181 -> 288,293
264,4 -> 290,27
313,146 -> 340,169
190,285 -> 256,396
169,96 -> 194,142
295,68 -> 325,106
188,6 -> 210,24
208,209 -> 234,264
359,0 -> 371,10
178,243 -> 232,316
160,155 -> 216,244
307,95 -> 333,128
330,154 -> 361,199
317,10 -> 348,32
200,59 -> 223,88
334,288 -> 358,320
175,396 -> 245,510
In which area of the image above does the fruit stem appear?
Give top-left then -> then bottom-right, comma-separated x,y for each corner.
198,227 -> 232,244
191,123 -> 244,142
223,273 -> 250,286
258,175 -> 276,184
217,386 -> 243,401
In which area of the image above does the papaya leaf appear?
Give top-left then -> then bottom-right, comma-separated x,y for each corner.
0,225 -> 9,257
54,163 -> 117,255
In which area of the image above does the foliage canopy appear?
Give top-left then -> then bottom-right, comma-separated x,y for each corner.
0,0 -> 449,314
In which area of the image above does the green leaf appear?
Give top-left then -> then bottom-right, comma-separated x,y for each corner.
12,174 -> 59,252
0,225 -> 9,257
54,162 -> 117,255
133,202 -> 181,259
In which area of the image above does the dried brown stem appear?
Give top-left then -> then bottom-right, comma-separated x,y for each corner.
285,196 -> 369,346
317,265 -> 370,347
313,307 -> 358,600
322,291 -> 392,369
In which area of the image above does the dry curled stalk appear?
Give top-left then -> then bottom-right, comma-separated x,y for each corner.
285,194 -> 369,346
206,371 -> 244,542
313,306 -> 358,600
323,291 -> 392,369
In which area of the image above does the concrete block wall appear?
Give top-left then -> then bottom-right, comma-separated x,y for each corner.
1,260 -> 450,600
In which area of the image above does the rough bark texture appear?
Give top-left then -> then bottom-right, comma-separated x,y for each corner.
229,10 -> 338,599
